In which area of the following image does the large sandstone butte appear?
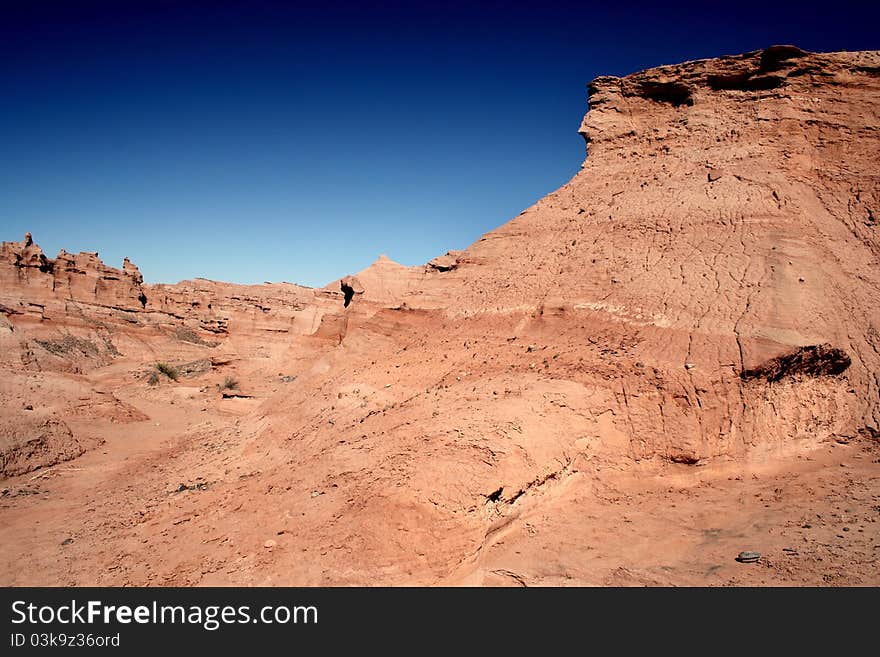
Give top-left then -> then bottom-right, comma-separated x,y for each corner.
1,46 -> 878,586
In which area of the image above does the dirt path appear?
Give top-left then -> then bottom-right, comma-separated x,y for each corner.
0,373 -> 227,585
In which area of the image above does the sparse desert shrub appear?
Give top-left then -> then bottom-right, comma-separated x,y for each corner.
102,336 -> 121,356
221,376 -> 239,390
155,362 -> 179,381
174,326 -> 219,347
35,335 -> 100,357
147,371 -> 160,386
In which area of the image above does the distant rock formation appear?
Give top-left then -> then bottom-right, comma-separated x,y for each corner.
0,233 -> 147,311
0,233 -> 349,342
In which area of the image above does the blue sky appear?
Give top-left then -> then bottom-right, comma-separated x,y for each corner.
2,1 -> 877,286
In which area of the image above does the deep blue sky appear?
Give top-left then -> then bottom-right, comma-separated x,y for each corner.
2,1 -> 878,286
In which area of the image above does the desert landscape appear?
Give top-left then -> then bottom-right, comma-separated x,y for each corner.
1,46 -> 878,586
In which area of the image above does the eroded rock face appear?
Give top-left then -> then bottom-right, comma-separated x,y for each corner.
0,232 -> 52,274
405,45 -> 880,459
328,255 -> 425,307
0,414 -> 82,478
0,234 -> 148,313
427,251 -> 463,272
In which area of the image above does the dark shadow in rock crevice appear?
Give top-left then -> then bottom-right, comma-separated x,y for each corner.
741,344 -> 851,382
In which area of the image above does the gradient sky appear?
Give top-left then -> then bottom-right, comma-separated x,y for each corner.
2,1 -> 878,286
